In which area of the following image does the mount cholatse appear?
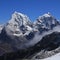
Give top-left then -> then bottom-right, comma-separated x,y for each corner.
0,11 -> 60,60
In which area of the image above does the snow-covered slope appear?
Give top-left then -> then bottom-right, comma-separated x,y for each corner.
0,12 -> 60,48
0,12 -> 34,49
42,53 -> 60,60
5,11 -> 33,36
3,12 -> 60,37
0,12 -> 60,59
34,12 -> 59,33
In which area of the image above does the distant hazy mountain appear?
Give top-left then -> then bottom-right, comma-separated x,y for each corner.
0,12 -> 60,60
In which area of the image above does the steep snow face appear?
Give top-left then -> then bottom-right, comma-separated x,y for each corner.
0,12 -> 60,49
5,12 -> 33,36
9,11 -> 32,27
34,12 -> 59,32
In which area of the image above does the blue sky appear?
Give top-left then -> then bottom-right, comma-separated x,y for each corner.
0,0 -> 60,24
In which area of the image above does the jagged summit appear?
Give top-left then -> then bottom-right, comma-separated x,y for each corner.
37,12 -> 52,20
13,11 -> 26,17
8,11 -> 32,26
34,12 -> 59,31
38,12 -> 54,20
4,12 -> 33,36
42,12 -> 52,17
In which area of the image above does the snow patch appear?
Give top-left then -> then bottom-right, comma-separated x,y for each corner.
42,53 -> 60,60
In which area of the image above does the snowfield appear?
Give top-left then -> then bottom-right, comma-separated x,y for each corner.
42,53 -> 60,60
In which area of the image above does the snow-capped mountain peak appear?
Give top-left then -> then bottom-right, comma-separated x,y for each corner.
4,12 -> 33,36
9,11 -> 32,26
0,12 -> 60,60
42,12 -> 51,17
34,12 -> 59,32
13,11 -> 26,17
1,12 -> 59,36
